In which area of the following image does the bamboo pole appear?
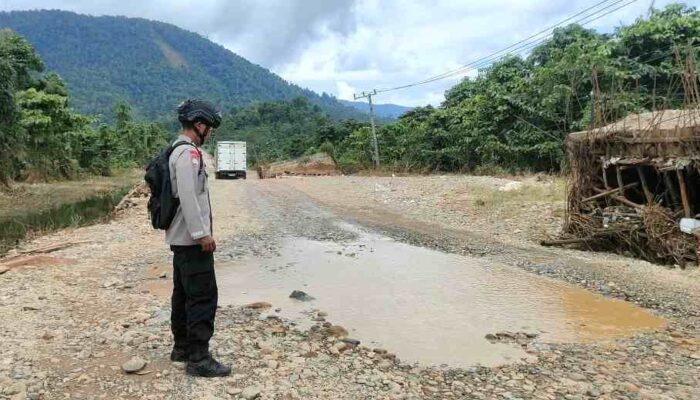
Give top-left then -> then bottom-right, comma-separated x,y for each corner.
663,171 -> 681,209
610,195 -> 645,210
676,169 -> 692,218
593,187 -> 644,209
636,167 -> 654,204
616,166 -> 625,196
583,182 -> 639,203
602,166 -> 610,190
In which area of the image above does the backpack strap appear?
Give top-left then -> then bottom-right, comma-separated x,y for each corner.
169,141 -> 203,173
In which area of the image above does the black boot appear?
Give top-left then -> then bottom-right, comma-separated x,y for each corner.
186,356 -> 231,377
170,346 -> 188,362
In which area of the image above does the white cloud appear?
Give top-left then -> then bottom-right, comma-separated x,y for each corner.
275,0 -> 691,106
1,0 -> 696,107
335,81 -> 357,101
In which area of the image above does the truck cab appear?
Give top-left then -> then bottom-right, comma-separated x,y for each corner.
215,141 -> 247,179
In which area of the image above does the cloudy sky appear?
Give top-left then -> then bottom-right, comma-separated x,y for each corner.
0,0 -> 697,106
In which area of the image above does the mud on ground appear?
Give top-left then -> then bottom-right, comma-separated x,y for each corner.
0,172 -> 699,399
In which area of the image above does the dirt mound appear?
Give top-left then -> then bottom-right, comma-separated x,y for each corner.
258,153 -> 340,179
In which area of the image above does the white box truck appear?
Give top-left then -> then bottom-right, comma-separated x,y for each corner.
215,141 -> 247,179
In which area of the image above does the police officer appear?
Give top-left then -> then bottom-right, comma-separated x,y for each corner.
166,99 -> 230,377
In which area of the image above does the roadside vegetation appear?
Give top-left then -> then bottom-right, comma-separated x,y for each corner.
0,29 -> 171,187
0,30 -> 167,251
0,173 -> 136,254
219,4 -> 699,175
4,5 -> 696,181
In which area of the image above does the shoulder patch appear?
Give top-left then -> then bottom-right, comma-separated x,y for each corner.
189,149 -> 201,159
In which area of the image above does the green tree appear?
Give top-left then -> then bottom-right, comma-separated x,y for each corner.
0,29 -> 44,184
15,86 -> 91,179
366,4 -> 700,174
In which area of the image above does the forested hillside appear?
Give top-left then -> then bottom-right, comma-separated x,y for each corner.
2,4 -> 698,178
0,10 -> 364,121
0,29 -> 170,185
215,97 -> 369,166
339,100 -> 413,119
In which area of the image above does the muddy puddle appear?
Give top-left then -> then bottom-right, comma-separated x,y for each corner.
216,228 -> 665,368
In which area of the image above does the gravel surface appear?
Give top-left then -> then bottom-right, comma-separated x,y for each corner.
282,175 -> 700,320
0,172 -> 698,399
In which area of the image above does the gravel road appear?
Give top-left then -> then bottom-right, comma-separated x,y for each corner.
0,172 -> 698,399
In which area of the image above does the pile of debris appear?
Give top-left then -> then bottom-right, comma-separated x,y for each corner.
552,109 -> 700,267
257,153 -> 340,179
113,184 -> 150,214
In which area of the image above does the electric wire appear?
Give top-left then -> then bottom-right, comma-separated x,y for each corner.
371,0 -> 638,94
381,0 -> 621,89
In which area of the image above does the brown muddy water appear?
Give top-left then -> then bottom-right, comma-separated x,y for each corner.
214,228 -> 664,368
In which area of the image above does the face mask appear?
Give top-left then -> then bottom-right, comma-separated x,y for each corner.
194,124 -> 209,145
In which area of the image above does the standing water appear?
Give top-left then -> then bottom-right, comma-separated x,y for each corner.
216,228 -> 665,367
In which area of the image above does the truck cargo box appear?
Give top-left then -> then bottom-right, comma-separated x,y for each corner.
215,141 -> 247,179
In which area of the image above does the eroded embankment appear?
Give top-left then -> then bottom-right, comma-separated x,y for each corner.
0,172 -> 139,256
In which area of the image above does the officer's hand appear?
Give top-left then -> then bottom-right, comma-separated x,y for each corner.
197,236 -> 217,252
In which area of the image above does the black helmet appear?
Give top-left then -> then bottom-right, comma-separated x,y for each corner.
177,99 -> 222,128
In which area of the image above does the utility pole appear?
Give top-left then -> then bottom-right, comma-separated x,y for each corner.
354,89 -> 380,169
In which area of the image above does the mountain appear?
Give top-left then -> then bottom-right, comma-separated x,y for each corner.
0,10 -> 365,121
339,100 -> 413,119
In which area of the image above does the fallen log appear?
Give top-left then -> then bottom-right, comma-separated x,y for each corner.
0,240 -> 91,264
19,240 -> 91,255
541,237 -> 592,246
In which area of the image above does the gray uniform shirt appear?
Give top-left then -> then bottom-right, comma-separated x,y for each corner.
165,135 -> 212,245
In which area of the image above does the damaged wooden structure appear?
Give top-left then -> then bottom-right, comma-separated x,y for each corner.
559,109 -> 700,266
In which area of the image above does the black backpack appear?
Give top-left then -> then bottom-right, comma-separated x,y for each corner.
144,141 -> 199,230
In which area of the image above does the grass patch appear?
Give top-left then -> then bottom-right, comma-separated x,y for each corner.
473,177 -> 567,209
0,170 -> 141,255
0,169 -> 140,218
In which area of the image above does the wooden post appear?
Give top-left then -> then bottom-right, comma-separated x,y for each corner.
602,166 -> 610,190
676,169 -> 692,218
663,171 -> 681,209
616,166 -> 625,196
636,166 -> 654,204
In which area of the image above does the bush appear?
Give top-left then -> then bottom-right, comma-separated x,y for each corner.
472,164 -> 508,176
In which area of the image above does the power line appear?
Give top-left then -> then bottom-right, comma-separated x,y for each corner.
391,0 -> 639,90
378,0 -> 623,91
371,0 -> 638,94
421,0 -> 639,88
476,3 -> 686,98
